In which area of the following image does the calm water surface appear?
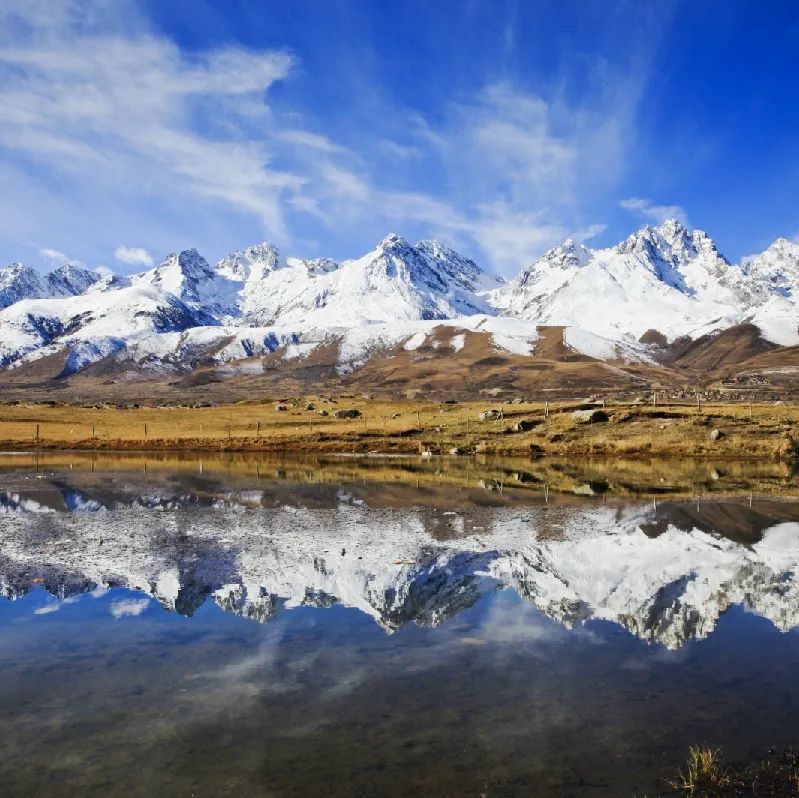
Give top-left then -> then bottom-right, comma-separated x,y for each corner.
2,452 -> 799,797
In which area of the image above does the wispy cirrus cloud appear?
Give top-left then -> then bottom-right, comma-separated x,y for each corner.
0,0 -> 657,274
619,197 -> 689,226
0,0 -> 299,253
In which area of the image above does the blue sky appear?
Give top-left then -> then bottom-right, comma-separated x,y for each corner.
0,0 -> 797,276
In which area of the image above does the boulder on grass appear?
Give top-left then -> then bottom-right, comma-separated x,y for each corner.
572,408 -> 609,424
479,409 -> 503,421
274,403 -> 288,412
513,419 -> 537,432
334,408 -> 362,419
709,428 -> 724,441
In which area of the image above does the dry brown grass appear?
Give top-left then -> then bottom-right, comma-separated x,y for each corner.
668,746 -> 799,796
670,746 -> 731,795
0,396 -> 797,460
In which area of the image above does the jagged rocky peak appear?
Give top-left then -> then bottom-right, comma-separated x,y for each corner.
158,248 -> 214,281
498,239 -> 590,296
132,248 -> 215,303
616,218 -> 728,268
0,261 -> 100,309
0,262 -> 46,308
539,239 -> 591,270
216,242 -> 280,282
415,239 -> 494,291
364,233 -> 491,294
358,233 -> 444,288
741,238 -> 799,297
47,263 -> 101,296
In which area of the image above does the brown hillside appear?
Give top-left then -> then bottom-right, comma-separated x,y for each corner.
667,324 -> 777,373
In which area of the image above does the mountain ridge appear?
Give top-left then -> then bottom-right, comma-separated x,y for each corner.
0,220 -> 797,392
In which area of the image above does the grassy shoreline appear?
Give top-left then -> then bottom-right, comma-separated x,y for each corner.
0,397 -> 797,460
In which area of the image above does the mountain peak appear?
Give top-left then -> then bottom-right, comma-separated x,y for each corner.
375,232 -> 411,253
216,242 -> 279,282
0,262 -> 47,309
47,263 -> 101,296
740,237 -> 799,298
765,237 -> 799,253
656,217 -> 687,236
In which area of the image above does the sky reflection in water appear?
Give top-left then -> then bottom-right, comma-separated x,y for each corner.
2,455 -> 799,797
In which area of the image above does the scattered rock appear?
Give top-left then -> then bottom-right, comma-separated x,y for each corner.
274,403 -> 288,411
305,402 -> 316,411
334,408 -> 362,419
572,409 -> 609,424
316,409 -> 329,416
513,419 -> 537,432
709,428 -> 724,441
479,409 -> 503,421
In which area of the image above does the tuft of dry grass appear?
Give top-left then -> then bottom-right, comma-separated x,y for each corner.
668,746 -> 799,796
669,746 -> 730,795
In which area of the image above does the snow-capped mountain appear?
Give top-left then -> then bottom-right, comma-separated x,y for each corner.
742,238 -> 799,298
221,234 -> 502,327
130,248 -> 239,323
494,219 -> 795,341
0,221 -> 796,380
0,286 -> 200,370
0,261 -> 101,309
2,494 -> 799,648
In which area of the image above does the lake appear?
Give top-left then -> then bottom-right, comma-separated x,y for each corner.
1,452 -> 799,796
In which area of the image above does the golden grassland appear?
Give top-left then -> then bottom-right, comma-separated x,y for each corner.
0,396 -> 798,460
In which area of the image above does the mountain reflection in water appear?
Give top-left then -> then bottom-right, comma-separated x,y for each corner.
1,453 -> 799,649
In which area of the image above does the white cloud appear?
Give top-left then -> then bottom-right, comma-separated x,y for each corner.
0,0 -> 298,239
0,1 -> 652,275
39,248 -> 68,264
33,594 -> 81,614
114,245 -> 154,267
34,603 -> 61,615
352,79 -> 641,271
110,597 -> 150,618
619,197 -> 689,226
